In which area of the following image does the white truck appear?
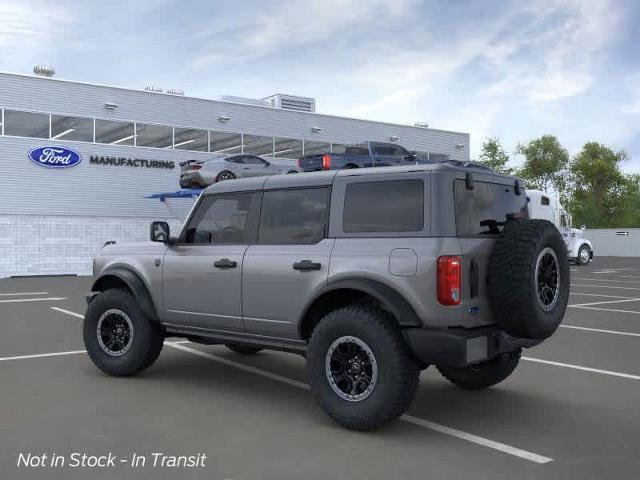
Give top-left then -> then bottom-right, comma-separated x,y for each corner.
527,190 -> 593,265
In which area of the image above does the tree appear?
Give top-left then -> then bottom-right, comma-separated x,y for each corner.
516,135 -> 569,193
478,137 -> 512,174
567,142 -> 640,228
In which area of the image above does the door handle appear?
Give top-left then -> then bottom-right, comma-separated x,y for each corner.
293,260 -> 321,271
214,258 -> 237,269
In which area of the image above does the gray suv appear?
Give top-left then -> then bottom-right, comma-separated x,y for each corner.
84,164 -> 569,430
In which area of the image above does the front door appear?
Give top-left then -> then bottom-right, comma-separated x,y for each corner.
162,191 -> 259,332
242,186 -> 333,339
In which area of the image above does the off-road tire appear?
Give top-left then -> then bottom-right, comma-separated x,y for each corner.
437,349 -> 521,390
225,344 -> 263,355
576,244 -> 591,266
307,306 -> 420,431
83,288 -> 164,376
489,219 -> 569,340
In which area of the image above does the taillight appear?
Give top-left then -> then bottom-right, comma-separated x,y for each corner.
297,158 -> 302,168
322,154 -> 332,170
437,256 -> 462,306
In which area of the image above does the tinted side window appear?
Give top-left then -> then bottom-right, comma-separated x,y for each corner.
259,188 -> 330,244
388,145 -> 409,157
344,146 -> 369,156
243,155 -> 266,165
183,193 -> 257,244
372,145 -> 391,155
343,180 -> 424,233
454,180 -> 528,235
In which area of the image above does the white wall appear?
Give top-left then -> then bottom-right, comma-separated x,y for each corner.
0,215 -> 183,277
584,228 -> 640,257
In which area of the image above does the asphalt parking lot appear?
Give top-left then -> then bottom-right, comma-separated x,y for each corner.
2,257 -> 640,479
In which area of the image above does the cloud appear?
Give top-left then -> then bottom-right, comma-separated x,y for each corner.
0,1 -> 71,51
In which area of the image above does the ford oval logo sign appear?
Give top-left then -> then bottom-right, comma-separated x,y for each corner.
28,146 -> 82,168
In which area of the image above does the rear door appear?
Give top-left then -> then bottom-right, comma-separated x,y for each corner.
370,143 -> 394,166
242,187 -> 333,339
454,178 -> 528,325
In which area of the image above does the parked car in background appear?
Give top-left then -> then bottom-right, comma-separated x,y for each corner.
180,154 -> 299,188
527,190 -> 593,265
297,141 -> 418,171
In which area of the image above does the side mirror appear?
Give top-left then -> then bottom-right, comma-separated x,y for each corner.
150,221 -> 170,243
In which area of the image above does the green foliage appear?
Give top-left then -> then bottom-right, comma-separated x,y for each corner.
478,137 -> 512,174
516,135 -> 569,193
567,143 -> 639,228
485,136 -> 640,228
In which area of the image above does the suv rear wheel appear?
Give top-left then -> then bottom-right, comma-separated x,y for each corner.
83,288 -> 164,376
437,349 -> 521,390
307,306 -> 419,431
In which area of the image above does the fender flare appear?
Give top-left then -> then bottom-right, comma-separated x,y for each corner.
573,239 -> 593,257
91,267 -> 159,321
299,277 -> 422,334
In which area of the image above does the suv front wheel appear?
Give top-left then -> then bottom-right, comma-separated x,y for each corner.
307,306 -> 419,431
83,288 -> 164,376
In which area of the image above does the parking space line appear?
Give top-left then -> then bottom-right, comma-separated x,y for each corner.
569,306 -> 640,315
523,356 -> 640,381
569,292 -> 632,299
167,342 -> 553,464
572,284 -> 640,291
0,291 -> 49,296
0,297 -> 66,304
0,350 -> 86,362
573,278 -> 640,285
51,307 -> 84,319
560,324 -> 640,338
569,298 -> 640,308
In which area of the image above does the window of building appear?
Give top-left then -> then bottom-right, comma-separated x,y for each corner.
259,188 -> 330,244
303,140 -> 330,156
51,115 -> 94,142
4,110 -> 49,138
136,123 -> 173,149
210,131 -> 242,154
273,137 -> 303,158
541,196 -> 550,206
173,127 -> 208,151
95,119 -> 135,145
183,193 -> 258,244
243,134 -> 274,156
343,180 -> 424,233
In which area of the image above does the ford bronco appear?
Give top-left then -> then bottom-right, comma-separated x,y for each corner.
84,164 -> 569,430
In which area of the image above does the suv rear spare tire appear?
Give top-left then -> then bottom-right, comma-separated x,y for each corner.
489,219 -> 569,340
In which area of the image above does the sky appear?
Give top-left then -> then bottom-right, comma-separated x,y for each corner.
1,0 -> 639,171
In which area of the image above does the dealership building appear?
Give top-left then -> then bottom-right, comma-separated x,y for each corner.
0,70 -> 470,277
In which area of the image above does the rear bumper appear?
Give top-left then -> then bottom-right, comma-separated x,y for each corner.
403,326 -> 541,368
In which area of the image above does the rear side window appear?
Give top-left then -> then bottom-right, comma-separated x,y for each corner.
259,188 -> 330,244
344,146 -> 369,156
454,180 -> 527,235
343,180 -> 424,233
